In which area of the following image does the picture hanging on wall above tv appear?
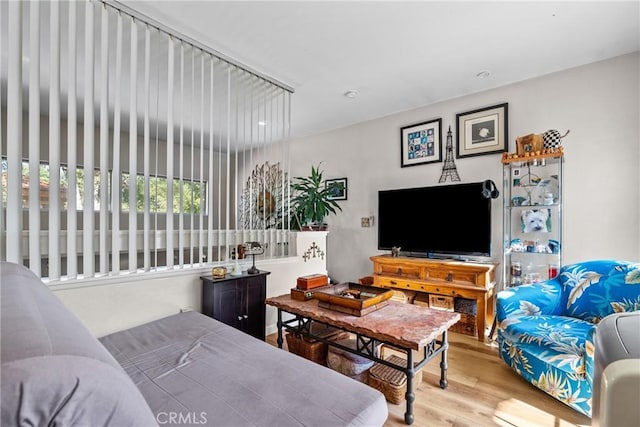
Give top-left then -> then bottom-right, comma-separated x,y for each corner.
378,182 -> 492,258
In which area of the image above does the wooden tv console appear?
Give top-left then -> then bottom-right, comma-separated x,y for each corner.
370,255 -> 498,342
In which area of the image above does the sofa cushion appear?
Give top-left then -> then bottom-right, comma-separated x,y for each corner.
559,260 -> 640,323
0,262 -> 157,426
99,311 -> 389,427
500,314 -> 594,379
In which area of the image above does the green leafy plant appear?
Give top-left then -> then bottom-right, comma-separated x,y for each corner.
290,163 -> 342,230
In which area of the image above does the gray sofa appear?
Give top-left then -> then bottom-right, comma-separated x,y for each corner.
1,262 -> 388,426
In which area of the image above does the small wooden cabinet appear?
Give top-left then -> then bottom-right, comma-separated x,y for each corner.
370,255 -> 497,341
201,271 -> 270,341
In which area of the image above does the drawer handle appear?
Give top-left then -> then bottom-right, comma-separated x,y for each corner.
446,273 -> 454,282
390,280 -> 397,285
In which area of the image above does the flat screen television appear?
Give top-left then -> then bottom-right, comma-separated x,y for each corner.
378,182 -> 492,258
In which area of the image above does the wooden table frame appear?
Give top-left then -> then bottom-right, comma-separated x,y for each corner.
270,303 -> 453,425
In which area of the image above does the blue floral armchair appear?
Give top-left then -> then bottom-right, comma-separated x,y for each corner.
496,259 -> 640,417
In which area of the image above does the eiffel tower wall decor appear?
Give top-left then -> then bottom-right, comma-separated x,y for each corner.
400,118 -> 443,167
439,126 -> 461,183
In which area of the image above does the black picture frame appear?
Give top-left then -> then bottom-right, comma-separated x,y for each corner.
456,103 -> 508,158
400,118 -> 443,167
325,178 -> 347,201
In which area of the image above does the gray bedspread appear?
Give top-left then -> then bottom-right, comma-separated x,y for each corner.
99,311 -> 388,427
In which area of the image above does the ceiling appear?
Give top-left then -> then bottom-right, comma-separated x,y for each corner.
27,1 -> 640,140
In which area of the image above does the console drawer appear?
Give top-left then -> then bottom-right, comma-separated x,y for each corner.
376,263 -> 421,280
427,269 -> 478,286
374,276 -> 417,290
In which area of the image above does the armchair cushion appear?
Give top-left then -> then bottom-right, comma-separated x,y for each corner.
500,315 -> 594,379
560,260 -> 640,323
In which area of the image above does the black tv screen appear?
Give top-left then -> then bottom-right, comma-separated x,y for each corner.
378,182 -> 492,257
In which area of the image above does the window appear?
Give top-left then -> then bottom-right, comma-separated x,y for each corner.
121,173 -> 207,214
1,159 -> 104,211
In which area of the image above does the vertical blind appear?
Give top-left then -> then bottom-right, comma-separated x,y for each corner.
0,0 -> 293,282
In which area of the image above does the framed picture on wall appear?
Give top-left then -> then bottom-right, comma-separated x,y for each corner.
400,118 -> 443,167
325,178 -> 347,200
456,103 -> 508,158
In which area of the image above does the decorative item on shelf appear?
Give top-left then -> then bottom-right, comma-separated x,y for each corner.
290,163 -> 343,231
236,244 -> 246,259
516,133 -> 543,156
228,248 -> 243,276
520,209 -> 551,233
508,238 -> 556,254
542,129 -> 570,149
438,126 -> 461,183
391,246 -> 401,257
211,266 -> 227,279
229,261 -> 242,276
510,261 -> 522,286
531,176 -> 559,205
511,196 -> 527,206
515,129 -> 569,157
242,242 -> 264,274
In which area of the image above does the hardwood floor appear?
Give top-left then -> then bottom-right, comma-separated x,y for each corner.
266,331 -> 592,427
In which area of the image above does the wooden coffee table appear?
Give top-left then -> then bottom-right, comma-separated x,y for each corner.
265,294 -> 460,425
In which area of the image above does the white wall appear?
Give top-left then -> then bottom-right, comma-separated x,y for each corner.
53,231 -> 328,337
288,53 -> 640,283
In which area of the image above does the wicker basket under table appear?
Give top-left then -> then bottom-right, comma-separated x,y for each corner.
285,323 -> 349,366
368,350 -> 423,405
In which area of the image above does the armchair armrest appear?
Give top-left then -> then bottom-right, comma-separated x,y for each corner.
496,279 -> 564,322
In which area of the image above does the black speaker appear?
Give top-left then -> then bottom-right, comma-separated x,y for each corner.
482,180 -> 499,199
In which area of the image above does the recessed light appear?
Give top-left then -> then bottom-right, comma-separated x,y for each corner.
476,71 -> 491,78
258,121 -> 268,126
344,90 -> 358,99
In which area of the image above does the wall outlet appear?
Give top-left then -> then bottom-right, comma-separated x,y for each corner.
361,217 -> 371,227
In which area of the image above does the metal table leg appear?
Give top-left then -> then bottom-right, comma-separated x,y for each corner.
404,349 -> 415,425
439,330 -> 449,389
276,308 -> 283,349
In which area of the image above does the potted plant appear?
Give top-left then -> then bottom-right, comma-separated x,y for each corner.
290,163 -> 342,231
